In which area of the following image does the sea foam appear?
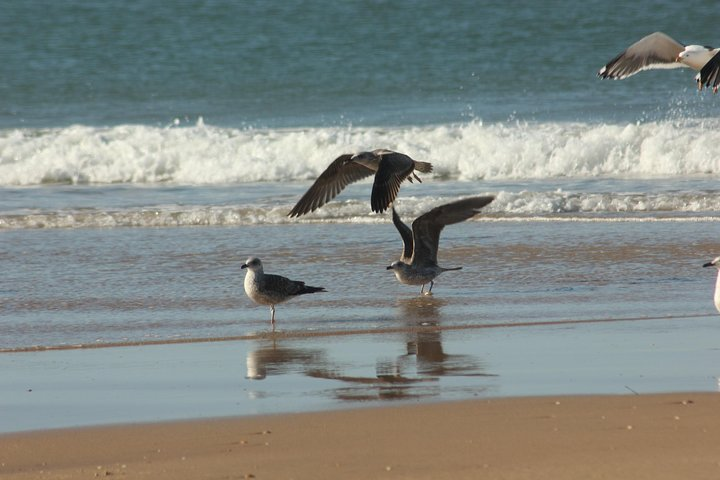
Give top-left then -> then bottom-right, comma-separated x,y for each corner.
3,191 -> 720,230
1,118 -> 720,186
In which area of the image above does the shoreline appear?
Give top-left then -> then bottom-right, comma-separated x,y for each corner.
1,311 -> 711,353
3,392 -> 720,479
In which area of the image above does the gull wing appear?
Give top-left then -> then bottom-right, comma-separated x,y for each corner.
598,32 -> 687,79
410,196 -> 494,266
370,151 -> 416,213
262,273 -> 304,296
288,154 -> 375,217
699,50 -> 720,92
391,207 -> 414,262
262,273 -> 325,297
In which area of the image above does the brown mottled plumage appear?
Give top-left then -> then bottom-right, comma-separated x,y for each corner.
288,149 -> 432,217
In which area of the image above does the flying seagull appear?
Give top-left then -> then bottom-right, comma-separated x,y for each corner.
242,257 -> 326,330
597,32 -> 719,89
702,256 -> 720,313
288,149 -> 433,217
387,196 -> 495,295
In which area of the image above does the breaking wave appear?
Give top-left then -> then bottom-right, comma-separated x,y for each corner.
2,118 -> 720,186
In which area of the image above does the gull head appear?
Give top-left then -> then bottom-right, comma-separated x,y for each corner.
678,45 -> 713,69
351,151 -> 371,159
241,256 -> 264,273
703,256 -> 720,269
350,151 -> 375,164
386,260 -> 405,271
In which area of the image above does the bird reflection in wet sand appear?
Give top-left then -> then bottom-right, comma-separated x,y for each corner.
306,342 -> 494,402
397,295 -> 446,326
244,299 -> 495,401
304,299 -> 495,401
406,329 -> 491,378
305,363 -> 438,402
398,296 -> 492,378
246,340 -> 326,380
246,340 -> 438,400
300,300 -> 449,400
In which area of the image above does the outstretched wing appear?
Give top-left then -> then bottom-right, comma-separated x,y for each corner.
370,151 -> 416,213
391,207 -> 414,262
288,154 -> 374,217
598,32 -> 686,79
699,50 -> 720,92
411,196 -> 494,266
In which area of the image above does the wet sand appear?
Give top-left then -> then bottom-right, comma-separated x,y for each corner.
3,315 -> 720,434
2,392 -> 719,480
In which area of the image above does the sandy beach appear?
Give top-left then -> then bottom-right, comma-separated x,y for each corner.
2,392 -> 719,480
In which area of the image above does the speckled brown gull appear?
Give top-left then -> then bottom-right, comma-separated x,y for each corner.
242,257 -> 325,330
387,196 -> 494,295
288,149 -> 433,217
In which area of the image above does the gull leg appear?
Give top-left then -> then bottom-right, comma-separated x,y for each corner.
412,172 -> 422,183
270,305 -> 276,331
424,280 -> 435,296
420,284 -> 425,295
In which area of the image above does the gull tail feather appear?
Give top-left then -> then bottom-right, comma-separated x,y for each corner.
441,266 -> 462,272
413,161 -> 433,174
298,285 -> 326,295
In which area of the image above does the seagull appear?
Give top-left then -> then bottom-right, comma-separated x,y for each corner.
288,149 -> 433,217
387,196 -> 495,295
241,257 -> 326,330
702,256 -> 720,313
597,32 -> 719,89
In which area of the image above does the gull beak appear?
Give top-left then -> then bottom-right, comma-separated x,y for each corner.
241,264 -> 248,269
703,262 -> 715,268
386,265 -> 393,270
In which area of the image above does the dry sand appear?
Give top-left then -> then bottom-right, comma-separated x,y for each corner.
2,392 -> 720,480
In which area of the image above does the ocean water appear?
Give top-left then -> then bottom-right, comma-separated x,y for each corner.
2,0 -> 719,129
2,0 -> 720,430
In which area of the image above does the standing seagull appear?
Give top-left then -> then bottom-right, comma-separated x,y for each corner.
288,149 -> 433,217
702,256 -> 720,313
597,32 -> 719,89
387,196 -> 495,295
242,257 -> 326,330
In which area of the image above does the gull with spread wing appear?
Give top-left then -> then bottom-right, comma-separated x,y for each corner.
387,196 -> 494,295
597,32 -> 719,90
288,149 -> 433,217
